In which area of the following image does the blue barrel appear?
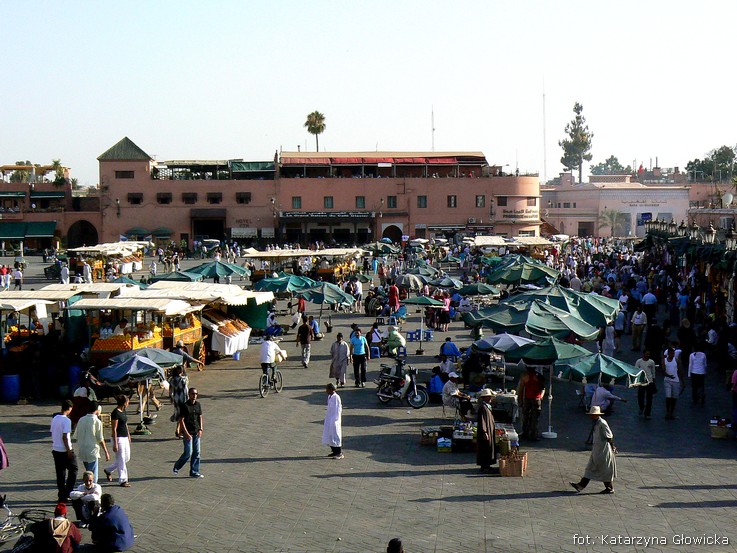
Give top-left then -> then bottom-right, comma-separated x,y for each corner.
232,351 -> 241,361
1,374 -> 20,403
68,365 -> 83,391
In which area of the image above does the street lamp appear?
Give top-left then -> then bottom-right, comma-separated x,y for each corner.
726,225 -> 737,250
689,221 -> 701,241
668,219 -> 677,236
678,220 -> 687,237
705,222 -> 717,244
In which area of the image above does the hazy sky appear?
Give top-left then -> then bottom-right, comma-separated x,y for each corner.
2,1 -> 736,187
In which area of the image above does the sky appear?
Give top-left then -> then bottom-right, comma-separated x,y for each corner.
2,0 -> 736,187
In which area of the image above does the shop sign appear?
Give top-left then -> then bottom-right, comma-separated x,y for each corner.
501,208 -> 539,220
231,227 -> 257,238
279,211 -> 374,219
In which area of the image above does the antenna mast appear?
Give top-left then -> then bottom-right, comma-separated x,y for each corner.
431,106 -> 435,152
542,81 -> 548,185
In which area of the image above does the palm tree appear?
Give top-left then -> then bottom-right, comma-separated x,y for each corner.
598,209 -> 625,237
304,111 -> 326,152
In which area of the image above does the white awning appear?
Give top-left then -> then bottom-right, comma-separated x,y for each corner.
69,298 -> 201,316
473,236 -> 508,247
0,299 -> 54,312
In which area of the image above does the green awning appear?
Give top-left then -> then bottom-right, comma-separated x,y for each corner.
230,161 -> 275,172
0,222 -> 28,240
0,192 -> 26,198
30,191 -> 66,200
151,227 -> 173,237
125,227 -> 149,236
25,222 -> 57,238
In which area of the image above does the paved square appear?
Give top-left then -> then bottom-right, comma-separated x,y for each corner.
2,265 -> 737,552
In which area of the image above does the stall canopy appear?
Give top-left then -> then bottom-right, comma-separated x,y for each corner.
472,333 -> 535,353
99,355 -> 166,385
109,347 -> 184,368
112,276 -> 149,289
149,270 -> 204,283
188,261 -> 251,279
41,283 -> 141,297
500,284 -> 620,328
463,299 -> 600,342
141,281 -> 274,306
458,283 -> 500,296
69,298 -> 201,316
485,255 -> 560,285
554,353 -> 646,386
254,274 -> 317,293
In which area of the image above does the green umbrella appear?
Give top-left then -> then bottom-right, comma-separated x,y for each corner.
501,284 -> 619,327
356,273 -> 373,283
463,300 -> 599,342
408,265 -> 440,277
295,282 -> 356,325
504,336 -> 592,439
504,336 -> 591,365
149,270 -> 203,282
486,260 -> 560,285
554,353 -> 647,386
254,274 -> 317,293
458,283 -> 500,296
109,347 -> 184,369
427,276 -> 463,290
112,276 -> 149,289
189,261 -> 250,279
362,242 -> 400,255
395,273 -> 426,290
440,255 -> 461,264
472,333 -> 534,353
401,295 -> 444,353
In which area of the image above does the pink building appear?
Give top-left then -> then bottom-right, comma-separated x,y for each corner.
98,138 -> 541,246
542,174 -> 690,237
0,163 -> 101,251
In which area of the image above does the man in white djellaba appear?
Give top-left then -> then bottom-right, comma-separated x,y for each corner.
322,383 -> 343,460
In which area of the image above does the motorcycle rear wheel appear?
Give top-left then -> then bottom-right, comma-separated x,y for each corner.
407,387 -> 429,409
377,383 -> 393,404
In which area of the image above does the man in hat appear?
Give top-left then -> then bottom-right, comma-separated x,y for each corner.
322,383 -> 343,459
570,406 -> 617,494
476,388 -> 498,473
30,501 -> 82,552
172,340 -> 204,369
517,365 -> 545,441
442,372 -> 473,419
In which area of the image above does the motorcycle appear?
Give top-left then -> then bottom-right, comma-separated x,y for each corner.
376,359 -> 429,409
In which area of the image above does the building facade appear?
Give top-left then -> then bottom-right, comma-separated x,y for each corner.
542,175 -> 690,238
98,138 -> 541,246
0,163 -> 101,251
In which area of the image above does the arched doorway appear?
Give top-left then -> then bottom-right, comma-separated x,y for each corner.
381,224 -> 403,244
66,220 -> 99,248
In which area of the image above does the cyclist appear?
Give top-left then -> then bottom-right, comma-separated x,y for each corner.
259,336 -> 285,382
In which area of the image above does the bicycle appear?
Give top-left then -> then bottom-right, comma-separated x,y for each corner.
258,366 -> 284,398
0,494 -> 51,546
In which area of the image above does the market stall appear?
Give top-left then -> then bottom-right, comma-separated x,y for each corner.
202,309 -> 251,355
67,241 -> 151,279
69,298 -> 202,366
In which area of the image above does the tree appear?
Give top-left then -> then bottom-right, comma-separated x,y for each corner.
559,102 -> 593,183
591,155 -> 632,175
686,145 -> 736,182
598,209 -> 625,237
9,160 -> 33,183
304,111 -> 326,152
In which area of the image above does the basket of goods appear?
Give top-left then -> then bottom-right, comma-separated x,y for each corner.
710,417 -> 732,439
499,451 -> 527,477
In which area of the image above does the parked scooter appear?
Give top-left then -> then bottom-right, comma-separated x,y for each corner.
376,359 -> 428,409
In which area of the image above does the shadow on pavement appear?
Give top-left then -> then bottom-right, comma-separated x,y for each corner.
410,490 -> 572,502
